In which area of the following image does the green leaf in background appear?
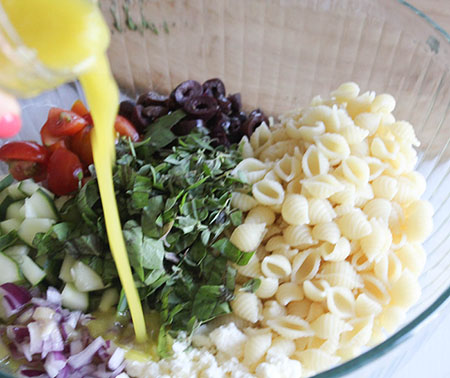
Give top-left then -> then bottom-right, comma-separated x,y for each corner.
212,238 -> 255,266
241,278 -> 261,293
0,231 -> 18,251
143,109 -> 186,148
192,285 -> 231,322
141,195 -> 164,238
131,175 -> 152,210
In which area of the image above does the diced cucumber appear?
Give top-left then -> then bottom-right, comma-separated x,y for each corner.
61,283 -> 88,311
23,189 -> 58,220
98,288 -> 119,312
20,255 -> 46,286
71,261 -> 104,292
3,245 -> 29,263
59,255 -> 76,283
18,218 -> 55,246
0,252 -> 21,285
6,200 -> 25,221
0,195 -> 14,220
0,338 -> 10,361
0,190 -> 8,207
7,182 -> 26,200
54,196 -> 71,211
0,219 -> 21,234
18,179 -> 41,197
0,175 -> 13,193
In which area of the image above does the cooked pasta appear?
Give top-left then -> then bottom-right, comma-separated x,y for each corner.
281,194 -> 310,225
252,179 -> 285,206
230,223 -> 266,252
224,84 -> 431,376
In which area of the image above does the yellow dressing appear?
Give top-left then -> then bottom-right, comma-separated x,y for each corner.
1,0 -> 147,342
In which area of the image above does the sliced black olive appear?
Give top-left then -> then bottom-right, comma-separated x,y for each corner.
137,91 -> 170,107
202,78 -> 226,99
210,124 -> 230,147
171,119 -> 205,136
227,93 -> 242,114
217,95 -> 232,115
183,95 -> 219,121
171,80 -> 202,106
228,116 -> 244,144
130,104 -> 148,131
240,108 -> 268,137
142,105 -> 169,119
118,100 -> 136,120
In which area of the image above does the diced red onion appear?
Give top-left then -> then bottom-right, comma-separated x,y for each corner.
110,361 -> 126,377
46,287 -> 61,306
19,368 -> 47,377
64,311 -> 81,329
68,336 -> 105,369
70,339 -> 83,355
27,322 -> 43,356
108,347 -> 125,371
44,351 -> 67,378
17,308 -> 34,324
6,325 -> 29,344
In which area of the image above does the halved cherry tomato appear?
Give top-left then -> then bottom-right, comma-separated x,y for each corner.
0,141 -> 49,164
8,161 -> 47,182
70,124 -> 93,167
47,148 -> 83,195
47,139 -> 69,153
43,108 -> 88,137
40,121 -> 64,147
71,100 -> 89,117
115,115 -> 140,142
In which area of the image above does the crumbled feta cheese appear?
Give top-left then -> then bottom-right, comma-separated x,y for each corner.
209,322 -> 247,358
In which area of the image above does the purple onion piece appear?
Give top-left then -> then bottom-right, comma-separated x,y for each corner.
108,347 -> 125,371
44,351 -> 67,378
118,100 -> 136,120
68,337 -> 106,369
240,108 -> 268,137
142,105 -> 169,119
137,91 -> 169,107
202,78 -> 226,99
171,119 -> 205,136
1,283 -> 32,307
19,368 -> 47,377
46,287 -> 61,306
171,80 -> 202,106
6,325 -> 29,344
227,93 -> 242,113
183,96 -> 219,121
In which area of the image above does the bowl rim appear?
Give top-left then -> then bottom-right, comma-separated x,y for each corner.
1,1 -> 449,378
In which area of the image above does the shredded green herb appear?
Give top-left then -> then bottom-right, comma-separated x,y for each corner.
32,130 -> 252,351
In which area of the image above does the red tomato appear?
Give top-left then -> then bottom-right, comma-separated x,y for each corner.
47,148 -> 83,195
71,100 -> 89,117
70,125 -> 93,167
115,115 -> 140,142
8,160 -> 47,182
40,121 -> 63,147
43,108 -> 88,137
0,141 -> 49,164
47,139 -> 69,153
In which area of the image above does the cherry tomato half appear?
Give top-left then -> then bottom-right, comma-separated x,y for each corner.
47,148 -> 83,196
0,141 -> 49,164
71,100 -> 89,117
43,108 -> 88,137
8,160 -> 47,182
70,124 -> 93,167
115,115 -> 140,142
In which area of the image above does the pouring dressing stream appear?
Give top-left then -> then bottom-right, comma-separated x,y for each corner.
0,0 -> 147,343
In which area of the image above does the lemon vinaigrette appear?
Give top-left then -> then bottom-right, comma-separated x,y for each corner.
0,0 -> 147,342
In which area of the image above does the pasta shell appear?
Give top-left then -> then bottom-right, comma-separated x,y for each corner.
276,282 -> 304,305
252,179 -> 285,206
393,174 -> 420,203
283,224 -> 315,248
261,254 -> 292,279
262,300 -> 287,321
326,287 -> 355,319
354,112 -> 381,136
308,199 -> 336,225
243,329 -> 272,367
302,145 -> 330,177
346,91 -> 375,118
355,293 -> 382,317
255,277 -> 279,299
395,243 -> 426,277
389,269 -> 421,308
312,222 -> 340,244
286,119 -> 326,142
300,105 -> 340,133
376,306 -> 405,333
374,251 -> 402,284
301,174 -> 345,199
231,192 -> 258,211
371,93 -> 396,113
240,136 -> 254,159
370,137 -> 399,161
237,254 -> 262,278
319,238 -> 351,262
360,218 -> 392,262
336,209 -> 372,240
231,292 -> 261,323
303,279 -> 330,302
267,315 -> 314,339
340,316 -> 374,348
267,337 -> 296,357
291,248 -> 321,283
245,206 -> 276,226
364,156 -> 387,181
339,124 -> 369,145
331,82 -> 360,102
250,122 -> 272,151
281,194 -> 310,225
403,200 -> 433,243
363,198 -> 392,224
258,141 -> 299,162
315,133 -> 350,162
230,223 -> 266,252
360,273 -> 390,305
294,348 -> 340,372
388,121 -> 420,146
311,313 -> 352,338
233,158 -> 268,184
340,156 -> 370,186
274,154 -> 302,182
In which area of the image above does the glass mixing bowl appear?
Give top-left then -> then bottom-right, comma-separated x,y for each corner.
1,0 -> 449,377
